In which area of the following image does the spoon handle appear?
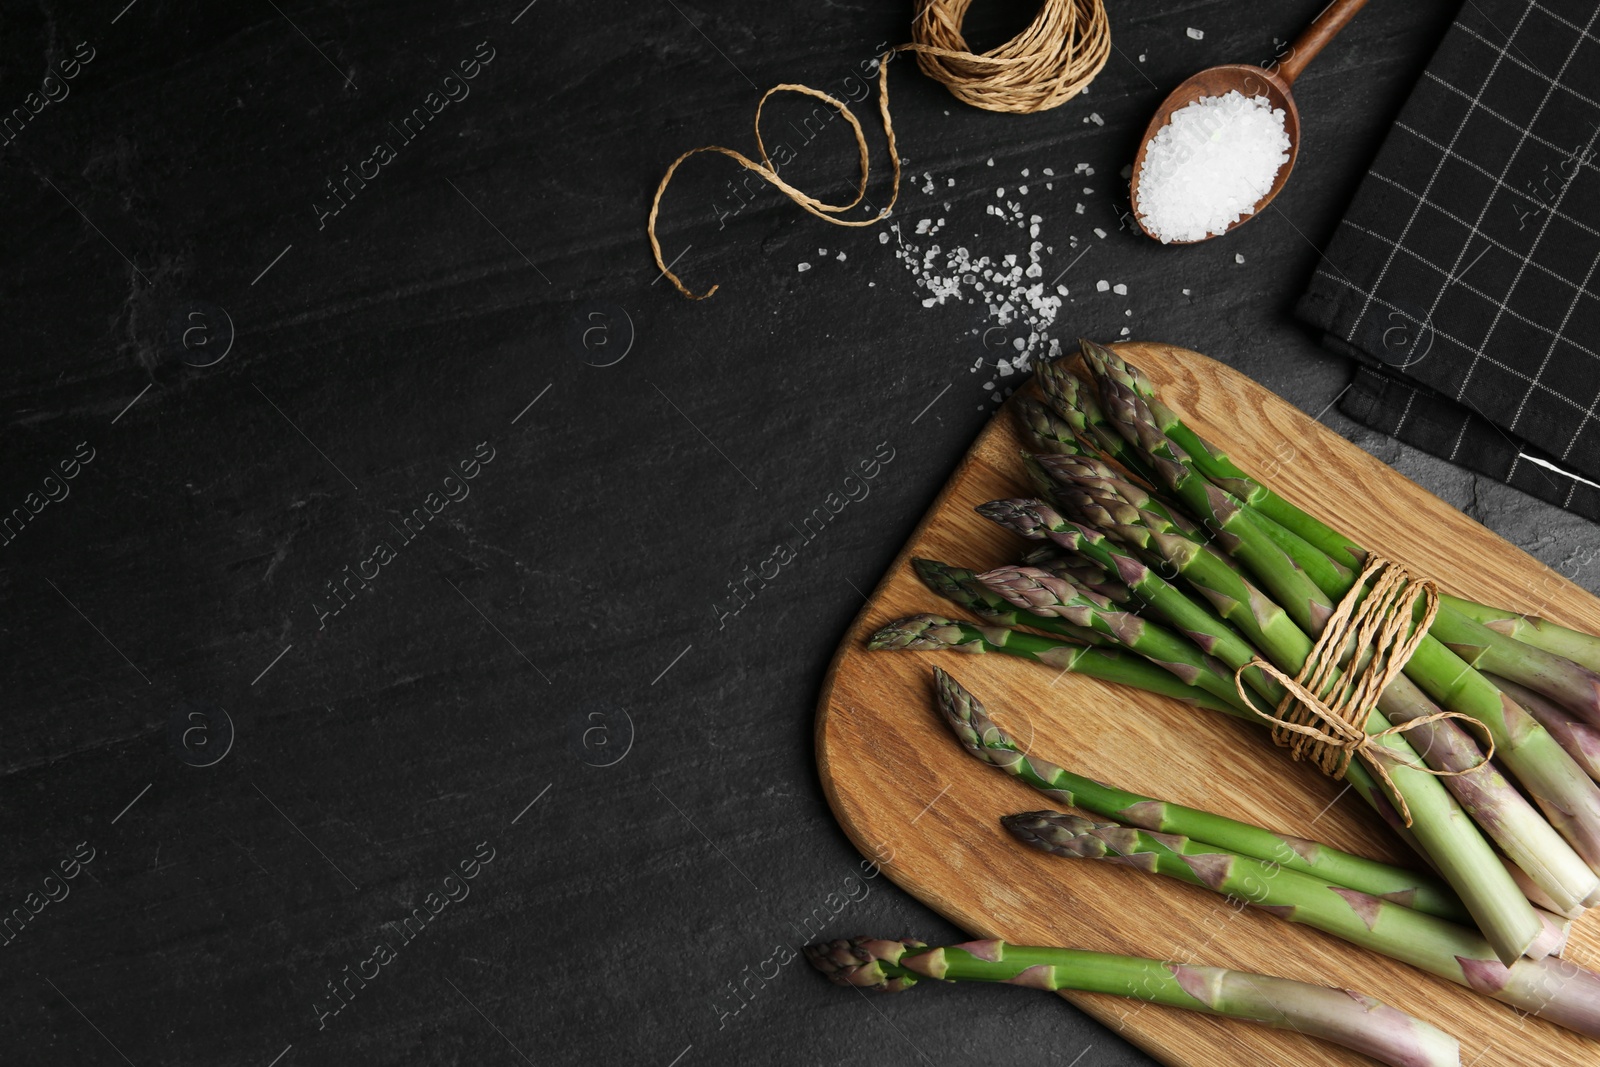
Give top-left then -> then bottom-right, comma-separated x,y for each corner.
1275,0 -> 1370,86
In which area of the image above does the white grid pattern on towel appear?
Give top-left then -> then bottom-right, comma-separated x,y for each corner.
1445,9 -> 1600,401
1338,219 -> 1600,367
1333,1 -> 1600,477
1345,2 -> 1534,344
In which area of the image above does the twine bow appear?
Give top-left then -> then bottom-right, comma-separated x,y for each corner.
1233,556 -> 1495,826
647,0 -> 1110,300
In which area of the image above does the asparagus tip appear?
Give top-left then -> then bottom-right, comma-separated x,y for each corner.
803,937 -> 925,991
867,614 -> 954,651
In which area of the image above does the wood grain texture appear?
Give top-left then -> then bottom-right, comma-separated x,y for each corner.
815,342 -> 1600,1067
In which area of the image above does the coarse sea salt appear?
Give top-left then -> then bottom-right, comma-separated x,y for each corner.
1135,90 -> 1289,244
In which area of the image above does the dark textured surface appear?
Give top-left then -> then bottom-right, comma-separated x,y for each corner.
1,2 -> 1592,1065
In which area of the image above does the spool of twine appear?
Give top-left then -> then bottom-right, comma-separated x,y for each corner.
1233,555 -> 1495,826
647,0 -> 1111,300
910,0 -> 1110,113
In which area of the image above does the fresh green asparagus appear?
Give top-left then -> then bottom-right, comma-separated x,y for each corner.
933,666 -> 1470,921
806,936 -> 1462,1067
1005,810 -> 1600,1036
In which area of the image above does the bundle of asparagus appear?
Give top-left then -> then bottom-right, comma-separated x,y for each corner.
867,341 -> 1600,1004
805,936 -> 1461,1067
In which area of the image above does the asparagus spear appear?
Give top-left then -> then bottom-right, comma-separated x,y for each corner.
1005,810 -> 1600,1036
868,614 -> 1242,715
806,936 -> 1461,1067
1447,601 -> 1600,677
933,666 -> 1470,922
983,496 -> 1595,925
1486,674 -> 1600,783
1090,362 -> 1600,892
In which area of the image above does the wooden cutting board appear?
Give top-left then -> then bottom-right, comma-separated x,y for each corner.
815,342 -> 1600,1067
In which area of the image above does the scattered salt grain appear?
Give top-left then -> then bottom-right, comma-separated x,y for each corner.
1043,168 -> 1055,176
1187,27 -> 1204,39
837,251 -> 847,262
1089,112 -> 1104,126
1022,168 -> 1030,177
1113,283 -> 1127,295
1096,279 -> 1110,292
1019,185 -> 1029,195
1236,253 -> 1246,264
1182,288 -> 1191,295
1094,227 -> 1107,239
797,263 -> 811,272
1075,203 -> 1085,214
997,188 -> 1006,197
1135,90 -> 1290,244
1083,187 -> 1094,195
879,232 -> 890,244
987,157 -> 995,166
1120,326 -> 1131,336
818,248 -> 827,256
1138,53 -> 1147,63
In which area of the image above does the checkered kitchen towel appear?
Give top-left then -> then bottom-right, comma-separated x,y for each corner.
1296,0 -> 1600,520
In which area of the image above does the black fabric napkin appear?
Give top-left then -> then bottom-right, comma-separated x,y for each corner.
1296,0 -> 1600,519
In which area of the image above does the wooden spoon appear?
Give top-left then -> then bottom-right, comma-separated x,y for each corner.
1128,0 -> 1370,244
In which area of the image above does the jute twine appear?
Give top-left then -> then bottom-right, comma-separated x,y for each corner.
647,0 -> 1111,301
1233,556 -> 1495,826
910,0 -> 1110,113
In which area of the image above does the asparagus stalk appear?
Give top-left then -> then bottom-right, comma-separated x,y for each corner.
933,666 -> 1470,922
1430,613 -> 1600,730
806,936 -> 1461,1067
1486,674 -> 1600,783
1005,810 -> 1600,1036
983,496 -> 1593,925
1447,601 -> 1600,677
1090,362 -> 1600,893
868,614 -> 1242,716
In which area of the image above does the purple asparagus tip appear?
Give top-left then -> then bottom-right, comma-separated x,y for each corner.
804,937 -> 925,992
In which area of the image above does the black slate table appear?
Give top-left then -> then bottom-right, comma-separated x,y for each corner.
3,2 -> 1593,1065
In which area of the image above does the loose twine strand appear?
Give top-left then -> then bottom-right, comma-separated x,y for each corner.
647,0 -> 1111,301
1233,556 -> 1495,826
